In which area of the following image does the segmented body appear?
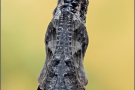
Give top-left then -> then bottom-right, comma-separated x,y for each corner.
38,0 -> 89,90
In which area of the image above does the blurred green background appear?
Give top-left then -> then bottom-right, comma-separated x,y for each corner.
1,0 -> 134,90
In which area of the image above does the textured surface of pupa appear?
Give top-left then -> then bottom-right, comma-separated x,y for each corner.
38,0 -> 89,90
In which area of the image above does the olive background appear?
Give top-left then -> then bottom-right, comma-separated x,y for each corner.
1,0 -> 134,90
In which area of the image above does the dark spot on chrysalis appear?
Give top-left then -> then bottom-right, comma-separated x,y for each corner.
37,86 -> 42,90
52,60 -> 60,67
